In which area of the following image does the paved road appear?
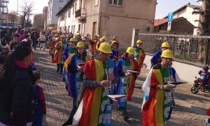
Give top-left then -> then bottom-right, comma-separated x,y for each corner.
35,49 -> 210,126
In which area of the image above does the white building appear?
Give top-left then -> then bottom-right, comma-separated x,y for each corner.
0,0 -> 9,24
47,0 -> 69,26
164,3 -> 201,35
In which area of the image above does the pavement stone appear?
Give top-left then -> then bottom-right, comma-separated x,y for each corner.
34,49 -> 210,126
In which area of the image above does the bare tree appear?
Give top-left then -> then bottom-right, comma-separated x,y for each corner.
20,0 -> 33,28
7,11 -> 18,25
33,14 -> 44,29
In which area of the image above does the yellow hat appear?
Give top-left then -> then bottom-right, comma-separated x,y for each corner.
137,40 -> 142,44
76,42 -> 85,48
70,38 -> 77,42
98,42 -> 112,54
161,42 -> 170,48
54,34 -> 59,37
61,34 -> 66,38
126,47 -> 135,55
161,49 -> 173,58
111,40 -> 118,46
101,36 -> 107,41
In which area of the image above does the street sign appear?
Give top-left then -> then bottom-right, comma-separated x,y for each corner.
167,22 -> 172,31
168,12 -> 173,22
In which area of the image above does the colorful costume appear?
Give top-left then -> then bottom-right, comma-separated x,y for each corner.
64,52 -> 89,99
110,49 -> 120,62
115,57 -> 138,107
32,85 -> 46,126
142,64 -> 180,126
150,50 -> 162,67
53,40 -> 64,64
134,47 -> 145,73
72,59 -> 115,126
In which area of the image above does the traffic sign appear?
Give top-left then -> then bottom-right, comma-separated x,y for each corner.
168,12 -> 173,22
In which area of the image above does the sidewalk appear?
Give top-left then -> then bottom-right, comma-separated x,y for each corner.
34,49 -> 210,126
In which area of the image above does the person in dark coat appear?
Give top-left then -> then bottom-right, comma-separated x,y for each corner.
0,42 -> 34,126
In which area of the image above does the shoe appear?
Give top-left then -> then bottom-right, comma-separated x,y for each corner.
123,113 -> 129,121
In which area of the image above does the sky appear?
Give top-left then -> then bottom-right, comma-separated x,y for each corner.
156,0 -> 201,19
8,0 -> 201,19
8,0 -> 48,14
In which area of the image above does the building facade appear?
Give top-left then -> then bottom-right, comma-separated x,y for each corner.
57,0 -> 157,48
47,0 -> 69,26
43,6 -> 48,30
0,0 -> 9,24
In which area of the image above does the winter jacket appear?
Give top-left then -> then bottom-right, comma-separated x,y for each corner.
0,68 -> 34,126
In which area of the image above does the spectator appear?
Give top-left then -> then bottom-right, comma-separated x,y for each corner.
38,33 -> 46,51
0,42 -> 34,125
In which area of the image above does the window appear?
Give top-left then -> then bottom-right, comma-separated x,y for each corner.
109,0 -> 123,6
75,2 -> 77,11
59,0 -> 63,2
68,8 -> 71,17
73,5 -> 75,14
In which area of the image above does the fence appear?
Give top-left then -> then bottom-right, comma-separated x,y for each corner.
133,32 -> 210,65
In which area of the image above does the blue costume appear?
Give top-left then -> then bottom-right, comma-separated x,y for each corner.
32,85 -> 46,126
150,50 -> 162,67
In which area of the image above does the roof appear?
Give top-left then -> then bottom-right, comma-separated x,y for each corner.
163,3 -> 201,18
56,0 -> 73,16
154,17 -> 194,27
154,19 -> 167,26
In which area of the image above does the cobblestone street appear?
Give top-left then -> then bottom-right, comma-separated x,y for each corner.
35,49 -> 210,126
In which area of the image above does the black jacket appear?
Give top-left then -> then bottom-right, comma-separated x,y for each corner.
0,68 -> 34,126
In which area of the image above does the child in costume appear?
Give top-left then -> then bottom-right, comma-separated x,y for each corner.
32,70 -> 46,126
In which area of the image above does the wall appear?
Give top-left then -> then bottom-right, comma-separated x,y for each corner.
144,55 -> 202,84
98,0 -> 156,48
83,0 -> 100,36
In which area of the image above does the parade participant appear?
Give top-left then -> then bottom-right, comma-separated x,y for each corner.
109,40 -> 120,62
82,37 -> 89,50
115,47 -> 139,120
49,33 -> 58,61
32,70 -> 46,126
96,36 -> 106,51
0,42 -> 34,125
62,42 -> 89,126
53,35 -> 65,74
86,37 -> 97,59
72,42 -> 114,126
61,34 -> 68,50
151,41 -> 170,68
38,32 -> 47,51
62,37 -> 77,87
62,38 -> 77,61
134,40 -> 145,73
142,49 -> 181,126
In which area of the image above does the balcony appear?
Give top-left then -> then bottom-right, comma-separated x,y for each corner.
75,9 -> 81,18
75,8 -> 87,21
